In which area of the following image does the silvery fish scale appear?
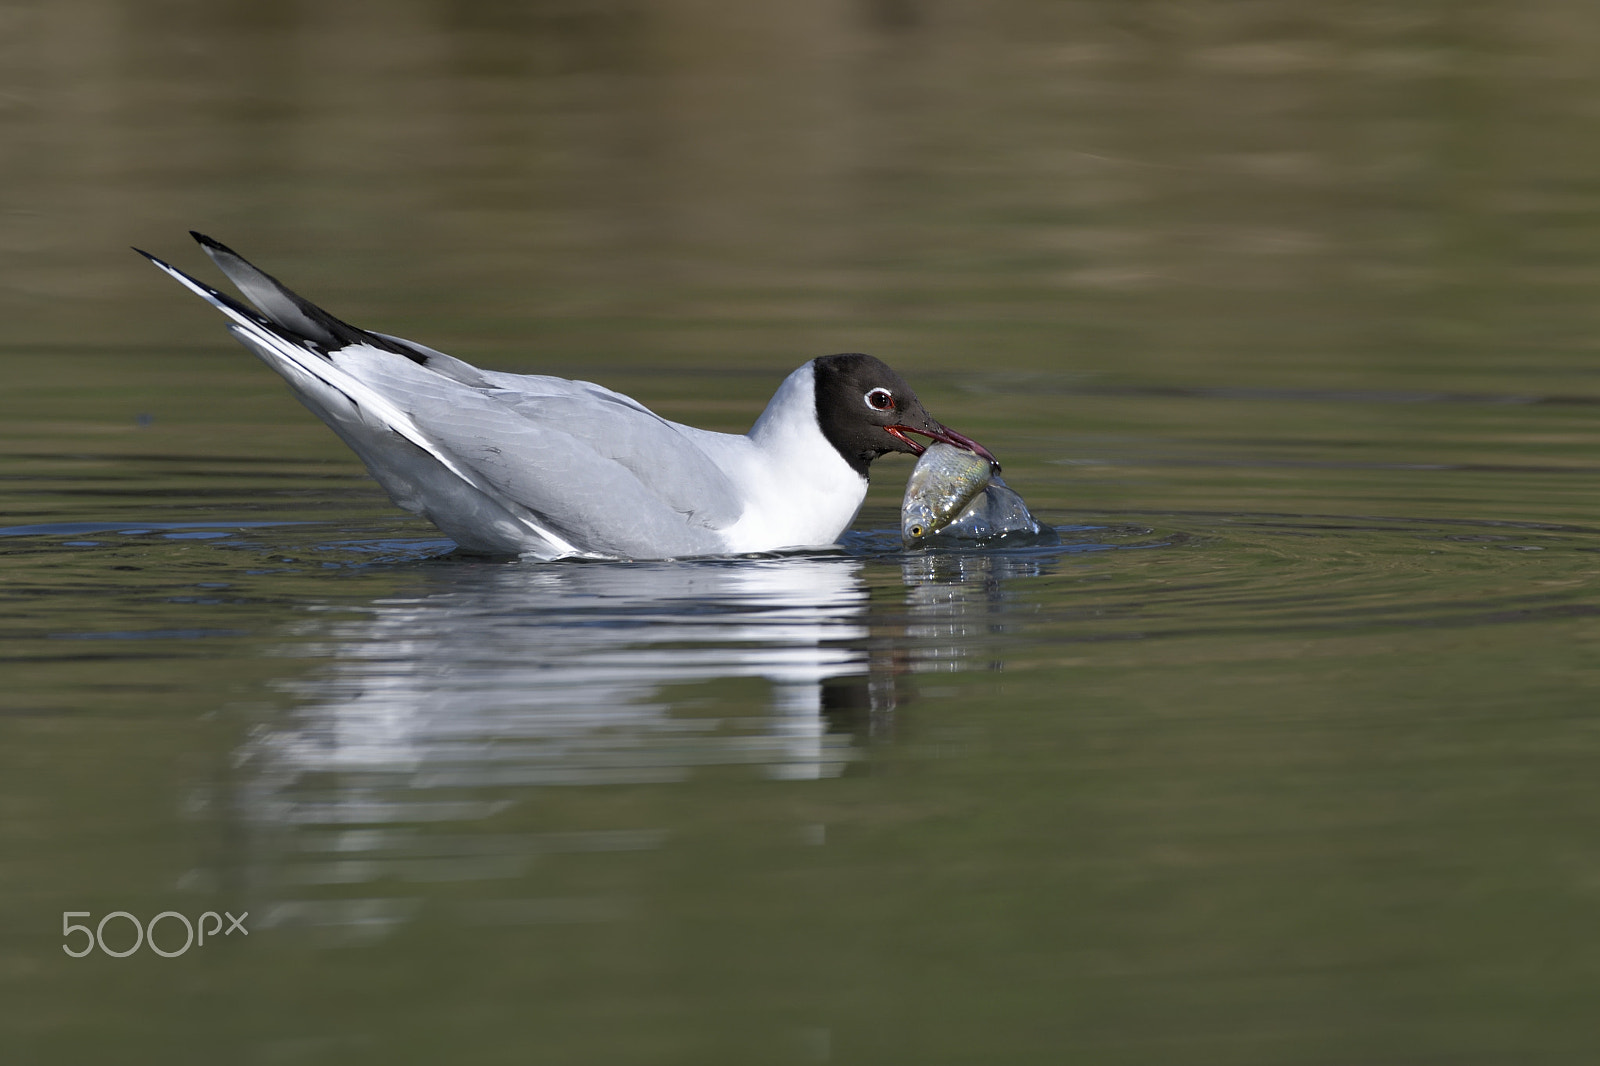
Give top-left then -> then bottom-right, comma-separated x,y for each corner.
901,444 -> 994,541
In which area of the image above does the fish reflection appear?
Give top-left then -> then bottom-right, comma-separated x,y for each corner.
901,550 -> 1056,673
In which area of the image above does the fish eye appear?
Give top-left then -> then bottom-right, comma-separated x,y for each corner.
865,387 -> 895,411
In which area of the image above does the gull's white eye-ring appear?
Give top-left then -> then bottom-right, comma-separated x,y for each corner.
864,387 -> 895,412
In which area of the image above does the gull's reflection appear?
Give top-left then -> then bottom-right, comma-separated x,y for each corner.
228,547 -> 1060,939
259,556 -> 872,787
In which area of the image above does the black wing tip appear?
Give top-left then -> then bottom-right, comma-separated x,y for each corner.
168,231 -> 427,366
132,246 -> 160,262
190,231 -> 244,259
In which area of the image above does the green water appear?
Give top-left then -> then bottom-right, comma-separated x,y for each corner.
6,3 -> 1600,1062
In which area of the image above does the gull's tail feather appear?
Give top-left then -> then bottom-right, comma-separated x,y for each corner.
136,236 -> 582,557
134,245 -> 468,484
186,231 -> 428,364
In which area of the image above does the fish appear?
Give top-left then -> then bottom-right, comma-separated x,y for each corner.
901,443 -> 995,542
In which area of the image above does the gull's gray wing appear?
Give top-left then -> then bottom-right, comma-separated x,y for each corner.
338,349 -> 746,555
146,233 -> 746,559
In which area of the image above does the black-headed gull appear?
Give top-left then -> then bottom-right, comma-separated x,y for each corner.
138,233 -> 997,560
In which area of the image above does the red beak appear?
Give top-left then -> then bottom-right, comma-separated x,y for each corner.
885,423 -> 1001,472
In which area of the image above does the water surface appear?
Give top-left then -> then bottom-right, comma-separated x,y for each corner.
5,2 -> 1600,1063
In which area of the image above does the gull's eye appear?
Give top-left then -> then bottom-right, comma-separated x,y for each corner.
865,387 -> 895,412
